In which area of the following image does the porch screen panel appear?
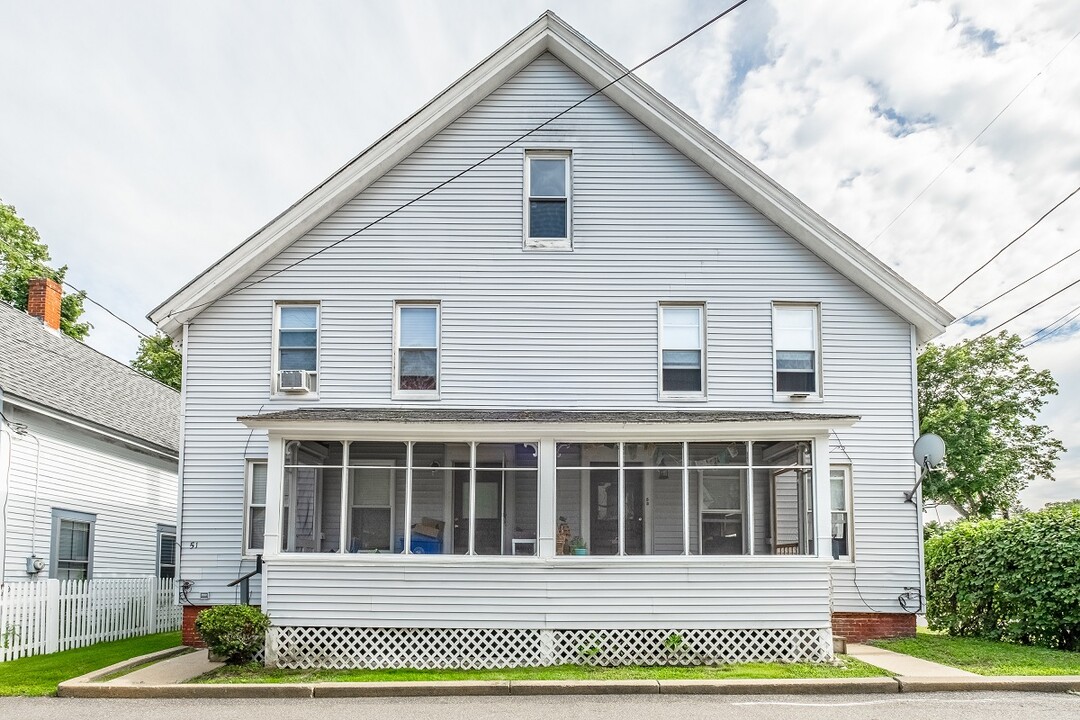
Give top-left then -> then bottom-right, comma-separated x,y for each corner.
623,443 -> 684,555
409,443 -> 468,555
282,440 -> 342,553
474,443 -> 538,557
348,442 -> 407,553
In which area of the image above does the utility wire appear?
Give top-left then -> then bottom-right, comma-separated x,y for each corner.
938,184 -> 1080,303
162,0 -> 753,322
867,27 -> 1080,249
953,246 -> 1080,326
1021,302 -> 1080,347
974,276 -> 1080,339
0,236 -> 154,341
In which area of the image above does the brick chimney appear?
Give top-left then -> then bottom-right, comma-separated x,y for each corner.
27,277 -> 62,331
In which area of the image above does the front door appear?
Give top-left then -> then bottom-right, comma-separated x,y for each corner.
453,464 -> 502,554
590,463 -> 644,555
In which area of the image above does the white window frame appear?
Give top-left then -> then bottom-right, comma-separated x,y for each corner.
156,524 -> 177,579
829,464 -> 854,561
772,302 -> 822,400
271,302 -> 320,398
393,302 -> 441,400
658,303 -> 707,401
243,459 -> 268,557
523,150 -> 572,250
347,460 -> 395,553
50,508 -> 95,580
697,469 -> 747,555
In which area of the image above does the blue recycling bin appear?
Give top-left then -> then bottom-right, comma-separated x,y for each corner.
395,536 -> 443,554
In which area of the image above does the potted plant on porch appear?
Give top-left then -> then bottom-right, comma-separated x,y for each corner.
569,536 -> 588,556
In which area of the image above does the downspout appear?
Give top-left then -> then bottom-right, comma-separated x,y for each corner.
0,385 -> 9,584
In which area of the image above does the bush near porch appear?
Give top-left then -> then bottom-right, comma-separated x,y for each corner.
925,504 -> 1080,651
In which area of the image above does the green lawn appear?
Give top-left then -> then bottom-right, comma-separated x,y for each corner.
194,656 -> 888,684
0,631 -> 181,696
873,631 -> 1080,676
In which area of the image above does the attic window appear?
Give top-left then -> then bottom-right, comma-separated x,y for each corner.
525,151 -> 571,250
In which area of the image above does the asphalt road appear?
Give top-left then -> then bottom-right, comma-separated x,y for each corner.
3,692 -> 1079,719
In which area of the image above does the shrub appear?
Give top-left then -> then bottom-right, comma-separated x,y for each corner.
194,605 -> 270,664
925,504 -> 1080,650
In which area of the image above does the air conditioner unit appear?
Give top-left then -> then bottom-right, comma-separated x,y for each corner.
279,369 -> 314,392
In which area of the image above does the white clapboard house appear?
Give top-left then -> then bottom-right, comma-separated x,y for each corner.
0,283 -> 179,583
150,13 -> 951,669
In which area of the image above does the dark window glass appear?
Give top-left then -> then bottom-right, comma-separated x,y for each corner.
529,199 -> 567,238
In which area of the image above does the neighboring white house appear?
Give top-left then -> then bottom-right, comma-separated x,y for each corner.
0,282 -> 179,583
150,13 -> 952,669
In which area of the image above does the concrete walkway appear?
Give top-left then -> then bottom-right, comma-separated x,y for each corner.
847,643 -> 979,677
110,649 -> 222,685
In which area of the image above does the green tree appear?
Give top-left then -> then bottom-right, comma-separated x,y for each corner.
0,200 -> 90,339
918,331 -> 1064,518
131,332 -> 182,390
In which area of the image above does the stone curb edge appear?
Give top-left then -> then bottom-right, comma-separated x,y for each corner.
56,673 -> 1080,699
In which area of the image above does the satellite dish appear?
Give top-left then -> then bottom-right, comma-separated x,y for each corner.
913,433 -> 945,469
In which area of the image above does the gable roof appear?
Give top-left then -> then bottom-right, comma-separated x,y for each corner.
0,302 -> 180,454
149,11 -> 953,343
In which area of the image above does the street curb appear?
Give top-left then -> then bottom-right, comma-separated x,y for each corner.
510,680 -> 659,695
315,680 -> 510,697
897,676 -> 1080,693
56,646 -> 193,697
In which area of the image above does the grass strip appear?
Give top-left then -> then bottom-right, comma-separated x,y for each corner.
193,656 -> 888,684
0,631 -> 181,696
872,631 -> 1080,676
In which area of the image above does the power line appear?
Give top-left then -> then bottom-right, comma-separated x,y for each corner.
937,184 -> 1080,303
1021,302 -> 1080,347
163,0 -> 753,322
974,276 -> 1080,340
867,27 -> 1080,249
953,246 -> 1080,326
0,236 -> 154,341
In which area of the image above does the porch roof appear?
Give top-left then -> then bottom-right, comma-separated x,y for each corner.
239,408 -> 860,426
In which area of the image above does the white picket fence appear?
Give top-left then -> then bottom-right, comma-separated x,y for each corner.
0,578 -> 180,662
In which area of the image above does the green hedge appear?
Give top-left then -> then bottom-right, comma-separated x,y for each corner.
925,504 -> 1080,650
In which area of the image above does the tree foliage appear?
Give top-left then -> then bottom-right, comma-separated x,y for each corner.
0,199 -> 91,339
131,332 -> 182,390
918,332 -> 1063,518
925,504 -> 1080,650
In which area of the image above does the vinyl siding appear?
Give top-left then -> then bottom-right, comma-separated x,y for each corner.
1,404 -> 177,581
181,52 -> 919,620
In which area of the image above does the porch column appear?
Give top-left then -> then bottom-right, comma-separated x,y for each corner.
537,439 -> 556,558
812,433 -> 831,559
263,435 -> 284,559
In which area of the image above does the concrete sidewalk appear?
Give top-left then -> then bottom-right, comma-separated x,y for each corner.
846,643 -> 980,677
108,648 -> 221,686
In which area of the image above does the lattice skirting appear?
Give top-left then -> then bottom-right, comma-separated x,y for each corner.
269,626 -> 833,670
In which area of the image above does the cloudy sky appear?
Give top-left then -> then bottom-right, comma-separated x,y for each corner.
2,0 -> 1078,510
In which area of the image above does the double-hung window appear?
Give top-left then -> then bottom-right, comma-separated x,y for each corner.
773,304 -> 820,395
245,461 -> 268,554
51,509 -> 95,580
395,303 -> 440,396
157,525 -> 177,578
830,466 -> 853,559
275,303 -> 319,394
660,304 -> 705,397
525,151 -> 570,249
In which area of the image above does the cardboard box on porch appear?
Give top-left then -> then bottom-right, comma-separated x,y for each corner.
412,517 -> 445,539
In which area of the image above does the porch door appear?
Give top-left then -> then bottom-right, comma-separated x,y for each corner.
452,463 -> 502,554
589,463 -> 643,555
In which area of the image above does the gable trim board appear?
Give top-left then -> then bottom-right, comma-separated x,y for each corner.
148,11 -> 952,343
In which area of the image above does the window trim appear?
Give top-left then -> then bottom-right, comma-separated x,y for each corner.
271,301 -> 321,398
772,302 -> 823,401
50,508 -> 95,580
829,464 -> 854,561
658,302 -> 707,401
393,301 -> 441,400
243,459 -> 268,557
156,524 -> 177,579
523,150 -> 572,251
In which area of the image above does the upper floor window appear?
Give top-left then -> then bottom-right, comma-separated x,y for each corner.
525,151 -> 570,249
660,304 -> 705,397
275,303 -> 319,394
773,304 -> 819,396
395,303 -> 440,396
